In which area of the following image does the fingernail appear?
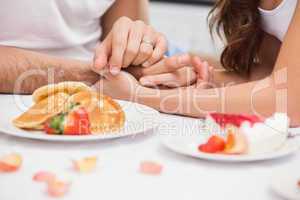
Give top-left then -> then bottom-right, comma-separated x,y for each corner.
110,66 -> 120,75
140,78 -> 153,86
142,62 -> 150,68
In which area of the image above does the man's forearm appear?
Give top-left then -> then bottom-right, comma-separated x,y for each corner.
0,46 -> 99,94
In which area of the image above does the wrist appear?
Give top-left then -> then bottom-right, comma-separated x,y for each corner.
135,86 -> 162,110
59,60 -> 100,86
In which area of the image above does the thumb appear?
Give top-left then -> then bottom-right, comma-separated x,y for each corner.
93,34 -> 112,72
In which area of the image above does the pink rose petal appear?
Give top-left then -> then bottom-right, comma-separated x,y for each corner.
33,171 -> 56,183
73,156 -> 97,173
47,180 -> 70,198
140,161 -> 163,175
0,153 -> 22,173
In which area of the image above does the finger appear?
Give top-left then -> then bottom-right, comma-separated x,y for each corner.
199,61 -> 209,82
132,26 -> 156,66
142,54 -> 192,76
100,68 -> 114,81
140,73 -> 178,87
140,67 -> 197,88
142,33 -> 168,67
193,57 -> 210,88
192,56 -> 208,81
132,43 -> 153,66
163,67 -> 197,88
208,66 -> 214,86
109,17 -> 132,75
92,35 -> 112,72
123,21 -> 145,68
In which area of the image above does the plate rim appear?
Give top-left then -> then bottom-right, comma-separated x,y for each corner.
270,171 -> 300,200
0,99 -> 160,142
161,136 -> 300,162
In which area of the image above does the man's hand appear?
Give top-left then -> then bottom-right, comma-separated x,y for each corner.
92,17 -> 168,76
127,54 -> 214,89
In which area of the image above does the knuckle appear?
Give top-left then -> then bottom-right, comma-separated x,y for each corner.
114,38 -> 126,49
157,34 -> 168,46
119,16 -> 131,23
114,17 -> 132,29
165,57 -> 178,70
153,50 -> 163,60
148,54 -> 160,64
126,46 -> 138,57
146,25 -> 155,32
134,20 -> 145,27
111,51 -> 123,62
140,46 -> 153,56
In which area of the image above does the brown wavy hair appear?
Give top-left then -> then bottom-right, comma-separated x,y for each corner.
209,0 -> 263,76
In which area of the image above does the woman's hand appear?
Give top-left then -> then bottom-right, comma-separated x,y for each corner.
128,54 -> 214,89
92,17 -> 167,76
92,71 -> 142,101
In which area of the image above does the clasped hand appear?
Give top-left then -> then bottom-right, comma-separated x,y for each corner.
91,17 -> 214,100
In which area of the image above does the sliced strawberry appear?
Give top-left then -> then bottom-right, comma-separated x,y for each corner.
44,122 -> 57,135
64,107 -> 91,135
198,144 -> 216,153
198,135 -> 226,153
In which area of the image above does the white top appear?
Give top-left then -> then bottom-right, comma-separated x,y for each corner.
259,0 -> 298,41
0,0 -> 115,61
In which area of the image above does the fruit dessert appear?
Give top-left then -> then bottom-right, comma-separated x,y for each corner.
199,113 -> 289,155
13,82 -> 125,135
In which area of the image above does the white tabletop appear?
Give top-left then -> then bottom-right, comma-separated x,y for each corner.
0,95 -> 299,200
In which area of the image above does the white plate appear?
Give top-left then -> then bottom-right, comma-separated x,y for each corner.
271,171 -> 300,200
161,130 -> 300,162
0,95 -> 160,142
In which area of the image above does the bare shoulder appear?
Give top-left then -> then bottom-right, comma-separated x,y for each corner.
259,0 -> 283,10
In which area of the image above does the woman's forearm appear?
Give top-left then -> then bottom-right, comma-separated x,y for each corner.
137,76 -> 299,126
212,69 -> 250,87
0,46 -> 99,94
211,62 -> 274,88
